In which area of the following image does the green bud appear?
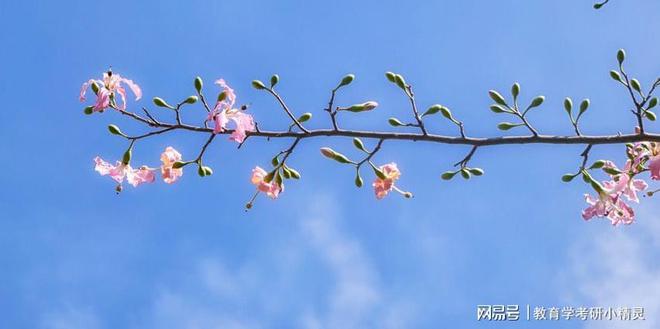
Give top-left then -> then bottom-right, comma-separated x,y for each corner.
198,165 -> 206,177
281,167 -> 291,179
610,70 -> 622,82
497,122 -> 523,131
388,117 -> 404,126
617,49 -> 626,65
646,111 -> 657,121
593,3 -> 603,9
589,160 -> 606,169
630,79 -> 641,93
91,82 -> 100,94
194,76 -> 203,93
403,192 -> 413,198
251,80 -> 266,90
288,167 -> 301,179
271,155 -> 280,166
373,166 -> 387,180
489,105 -> 508,113
394,74 -> 407,90
337,74 -> 355,88
488,90 -> 507,106
352,138 -> 367,152
579,99 -> 590,116
423,104 -> 442,116
172,161 -> 187,169
332,152 -> 352,164
297,112 -> 312,123
528,96 -> 545,109
270,74 -> 279,88
320,147 -> 336,159
203,166 -> 214,176
84,106 -> 94,115
441,171 -> 457,180
122,149 -> 132,165
355,174 -> 363,187
603,167 -> 621,176
275,171 -> 283,186
184,95 -> 198,104
153,97 -> 174,109
511,82 -> 520,99
648,97 -> 658,109
264,171 -> 275,183
440,106 -> 454,121
108,124 -> 124,136
344,101 -> 378,112
460,169 -> 471,179
385,71 -> 397,83
217,91 -> 227,102
561,174 -> 576,182
468,168 -> 484,176
564,97 -> 573,116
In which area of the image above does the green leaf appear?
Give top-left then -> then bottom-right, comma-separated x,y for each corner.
251,80 -> 266,90
388,117 -> 404,126
488,90 -> 507,106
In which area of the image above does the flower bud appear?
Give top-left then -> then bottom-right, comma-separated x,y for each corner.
440,106 -> 454,121
84,106 -> 94,115
403,192 -> 413,198
352,138 -> 367,152
617,49 -> 626,65
488,90 -> 507,106
589,160 -> 606,169
297,112 -> 312,123
194,76 -> 203,93
344,101 -> 378,112
489,105 -> 508,114
184,96 -> 198,104
108,124 -> 124,136
288,167 -> 301,179
172,161 -> 187,169
355,174 -> 363,188
320,147 -> 336,159
441,171 -> 457,180
630,79 -> 642,93
394,74 -> 407,90
122,149 -> 132,165
648,97 -> 658,109
217,91 -> 227,102
468,168 -> 484,176
153,97 -> 174,109
385,71 -> 397,83
561,174 -> 576,182
497,122 -> 522,131
198,165 -> 206,177
528,96 -> 545,108
511,82 -> 520,99
460,169 -> 471,179
373,166 -> 387,180
251,80 -> 266,90
563,97 -> 573,115
281,167 -> 291,179
610,70 -> 622,82
264,171 -> 275,183
337,74 -> 355,88
646,111 -> 657,121
203,166 -> 213,176
423,104 -> 442,116
115,184 -> 123,193
579,99 -> 590,115
270,74 -> 279,88
388,117 -> 404,126
271,155 -> 280,166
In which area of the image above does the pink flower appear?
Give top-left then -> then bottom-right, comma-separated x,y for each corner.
94,156 -> 155,188
80,70 -> 142,112
251,166 -> 282,199
608,198 -> 635,226
206,79 -> 255,143
649,143 -> 660,180
582,193 -> 612,220
160,147 -> 183,184
582,190 -> 635,226
602,161 -> 648,203
372,163 -> 410,199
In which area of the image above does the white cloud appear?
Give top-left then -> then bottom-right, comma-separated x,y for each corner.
565,204 -> 660,329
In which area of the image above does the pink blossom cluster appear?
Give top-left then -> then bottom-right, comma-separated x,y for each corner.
582,139 -> 660,225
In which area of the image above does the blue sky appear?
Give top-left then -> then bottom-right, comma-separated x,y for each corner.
1,0 -> 660,328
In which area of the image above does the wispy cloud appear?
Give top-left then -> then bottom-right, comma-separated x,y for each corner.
565,205 -> 660,329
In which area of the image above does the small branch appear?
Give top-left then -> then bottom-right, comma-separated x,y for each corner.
266,88 -> 310,133
580,144 -> 593,169
405,85 -> 428,135
357,139 -> 384,167
142,107 -> 161,126
325,89 -> 339,130
453,145 -> 478,167
194,133 -> 216,163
